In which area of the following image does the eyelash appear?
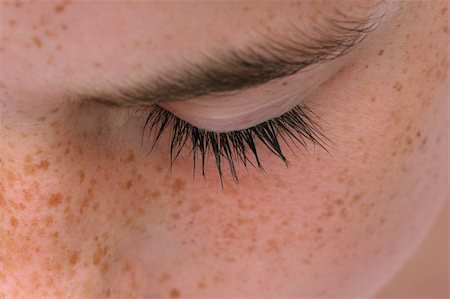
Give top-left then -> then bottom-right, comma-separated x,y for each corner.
140,104 -> 328,184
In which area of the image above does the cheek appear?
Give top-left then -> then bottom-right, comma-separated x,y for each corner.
0,104 -> 165,297
139,96 -> 446,299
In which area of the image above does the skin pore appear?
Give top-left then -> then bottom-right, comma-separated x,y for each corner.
0,1 -> 448,299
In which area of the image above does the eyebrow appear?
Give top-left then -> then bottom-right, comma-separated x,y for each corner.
78,7 -> 385,107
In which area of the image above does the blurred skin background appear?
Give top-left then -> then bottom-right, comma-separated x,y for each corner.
0,1 -> 448,298
375,200 -> 448,299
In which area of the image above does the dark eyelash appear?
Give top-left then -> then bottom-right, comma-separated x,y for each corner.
141,104 -> 329,184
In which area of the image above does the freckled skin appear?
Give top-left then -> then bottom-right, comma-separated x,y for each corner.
0,1 -> 448,299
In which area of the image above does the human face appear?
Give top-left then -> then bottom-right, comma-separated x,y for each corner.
0,1 -> 448,298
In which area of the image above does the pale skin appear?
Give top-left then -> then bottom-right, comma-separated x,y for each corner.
0,1 -> 448,299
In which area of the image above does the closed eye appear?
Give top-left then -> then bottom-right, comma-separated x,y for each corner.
139,104 -> 329,185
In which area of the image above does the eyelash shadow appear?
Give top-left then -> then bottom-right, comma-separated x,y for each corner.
141,104 -> 329,185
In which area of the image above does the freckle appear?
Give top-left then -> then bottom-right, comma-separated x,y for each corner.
126,180 -> 133,189
370,96 -> 376,102
189,202 -> 201,213
89,178 -> 97,187
378,49 -> 384,56
101,262 -> 109,274
93,62 -> 102,69
308,185 -> 318,191
389,111 -> 401,125
393,81 -> 403,92
441,7 -> 448,15
266,238 -> 280,253
197,281 -> 206,289
171,179 -> 185,196
63,148 -> 71,156
69,251 -> 80,265
123,152 -> 135,163
23,155 -> 36,175
36,116 -> 47,122
32,35 -> 42,48
420,136 -> 428,147
336,198 -> 344,206
225,256 -> 236,263
335,227 -> 342,233
315,227 -> 323,234
46,55 -> 56,65
47,193 -> 63,207
92,202 -> 100,211
155,165 -> 163,172
10,216 -> 19,228
92,246 -> 108,265
8,19 -> 16,27
74,169 -> 85,183
131,62 -> 144,71
159,272 -> 171,284
170,288 -> 181,298
405,136 -> 412,145
350,193 -> 363,205
6,170 -> 17,184
36,160 -> 49,171
54,4 -> 66,13
44,215 -> 54,226
150,190 -> 161,199
405,123 -> 412,132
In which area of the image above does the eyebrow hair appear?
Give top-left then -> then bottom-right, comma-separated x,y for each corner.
78,6 -> 385,107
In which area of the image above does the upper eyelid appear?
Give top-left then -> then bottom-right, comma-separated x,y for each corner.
76,6 -> 386,108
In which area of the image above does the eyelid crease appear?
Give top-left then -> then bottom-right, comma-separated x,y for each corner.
79,4 -> 387,108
